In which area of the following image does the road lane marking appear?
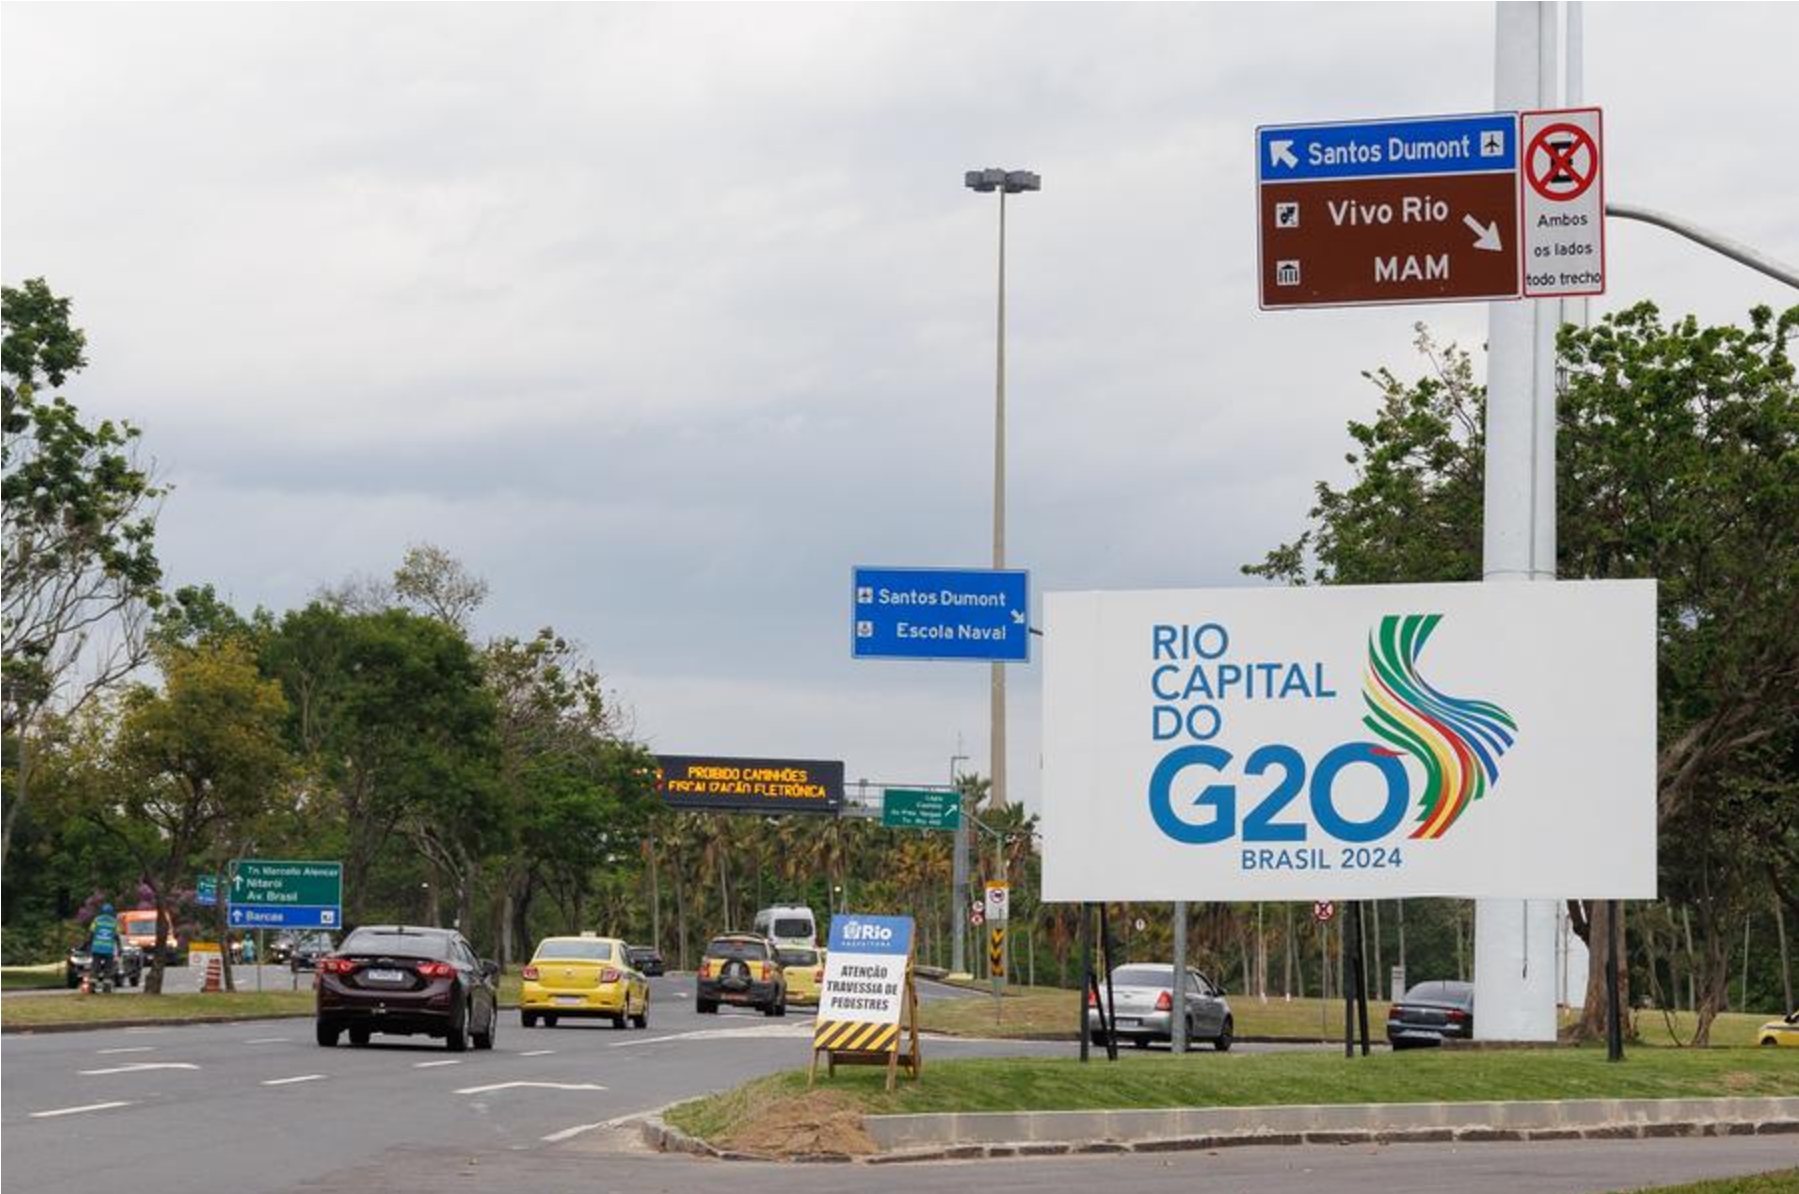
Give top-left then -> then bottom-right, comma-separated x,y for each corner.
261,1074 -> 328,1086
610,1023 -> 814,1047
414,1059 -> 462,1068
97,1046 -> 157,1055
244,1037 -> 290,1045
32,1101 -> 134,1118
455,1081 -> 607,1095
540,1121 -> 605,1142
518,1049 -> 556,1057
79,1062 -> 199,1076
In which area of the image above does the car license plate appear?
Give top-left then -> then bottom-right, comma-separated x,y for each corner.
554,995 -> 583,1006
1115,1017 -> 1139,1026
366,968 -> 405,983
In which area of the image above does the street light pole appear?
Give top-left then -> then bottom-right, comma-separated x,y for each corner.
964,166 -> 1039,874
950,752 -> 971,975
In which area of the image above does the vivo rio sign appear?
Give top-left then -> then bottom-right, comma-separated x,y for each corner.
1040,582 -> 1656,901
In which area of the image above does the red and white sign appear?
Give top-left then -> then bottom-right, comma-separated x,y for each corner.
1521,107 -> 1605,297
1313,901 -> 1336,923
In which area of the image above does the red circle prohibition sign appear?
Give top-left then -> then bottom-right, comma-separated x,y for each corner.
1313,900 -> 1335,923
1526,122 -> 1599,201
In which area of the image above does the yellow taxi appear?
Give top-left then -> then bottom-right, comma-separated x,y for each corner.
1758,1010 -> 1798,1047
778,944 -> 825,1008
520,936 -> 649,1030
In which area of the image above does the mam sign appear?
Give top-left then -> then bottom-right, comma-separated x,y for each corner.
1257,109 -> 1604,309
1040,582 -> 1654,902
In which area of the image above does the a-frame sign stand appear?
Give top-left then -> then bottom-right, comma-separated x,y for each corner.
809,942 -> 922,1092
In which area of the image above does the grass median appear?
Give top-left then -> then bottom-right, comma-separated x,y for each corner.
666,1047 -> 1799,1149
2,989 -> 316,1028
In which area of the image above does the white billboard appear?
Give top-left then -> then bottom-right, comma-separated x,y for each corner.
1041,581 -> 1656,901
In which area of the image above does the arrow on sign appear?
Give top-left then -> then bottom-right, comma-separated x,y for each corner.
1011,610 -> 1026,625
1463,214 -> 1504,252
229,908 -> 244,925
1269,139 -> 1298,169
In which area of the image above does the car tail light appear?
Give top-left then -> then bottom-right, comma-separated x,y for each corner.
415,961 -> 455,979
601,968 -> 621,984
319,958 -> 357,975
759,962 -> 771,981
813,967 -> 824,982
521,965 -> 539,981
1447,1009 -> 1470,1022
1087,988 -> 1098,1007
698,961 -> 711,979
1154,990 -> 1173,1012
1388,1005 -> 1404,1019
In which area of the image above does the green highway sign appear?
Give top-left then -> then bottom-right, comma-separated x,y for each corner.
229,859 -> 343,930
882,788 -> 960,831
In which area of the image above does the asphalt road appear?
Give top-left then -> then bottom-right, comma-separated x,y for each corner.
4,975 -> 1791,1194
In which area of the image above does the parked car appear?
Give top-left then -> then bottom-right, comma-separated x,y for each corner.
1758,1010 -> 1799,1048
625,944 -> 666,977
66,941 -> 145,989
520,936 -> 649,1029
778,945 -> 825,1008
1386,979 -> 1475,1049
696,934 -> 786,1016
1088,964 -> 1234,1051
314,925 -> 500,1052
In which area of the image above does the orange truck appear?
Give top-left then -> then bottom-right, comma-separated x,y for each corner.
120,909 -> 181,962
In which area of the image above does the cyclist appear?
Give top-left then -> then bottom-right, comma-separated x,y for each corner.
88,903 -> 120,992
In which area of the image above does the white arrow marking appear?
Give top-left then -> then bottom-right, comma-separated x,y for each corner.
79,1062 -> 199,1076
32,1101 -> 133,1118
261,1074 -> 327,1086
455,1081 -> 608,1096
1269,139 -> 1298,169
1463,215 -> 1504,252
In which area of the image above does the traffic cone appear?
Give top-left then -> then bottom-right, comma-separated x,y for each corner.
202,956 -> 222,993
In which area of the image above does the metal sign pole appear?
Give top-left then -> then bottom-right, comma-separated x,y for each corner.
1172,900 -> 1188,1054
1078,902 -> 1092,1062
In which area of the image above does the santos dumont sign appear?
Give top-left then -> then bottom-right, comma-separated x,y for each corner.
1041,581 -> 1656,902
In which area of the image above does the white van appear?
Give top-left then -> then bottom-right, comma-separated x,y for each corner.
752,905 -> 817,949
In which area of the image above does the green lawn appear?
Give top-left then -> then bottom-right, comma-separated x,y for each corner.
1,990 -> 315,1028
1615,1174 -> 1799,1194
667,1047 -> 1799,1142
1,963 -> 68,992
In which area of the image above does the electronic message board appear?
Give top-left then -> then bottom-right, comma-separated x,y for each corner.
656,755 -> 844,815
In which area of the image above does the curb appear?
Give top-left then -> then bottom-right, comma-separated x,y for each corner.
641,1099 -> 1799,1165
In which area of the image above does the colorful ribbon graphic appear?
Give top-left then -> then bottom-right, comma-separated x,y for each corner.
1362,614 -> 1517,839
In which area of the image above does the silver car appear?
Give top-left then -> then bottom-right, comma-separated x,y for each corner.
1089,964 -> 1234,1051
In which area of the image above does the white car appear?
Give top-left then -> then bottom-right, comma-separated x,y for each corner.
1089,964 -> 1234,1051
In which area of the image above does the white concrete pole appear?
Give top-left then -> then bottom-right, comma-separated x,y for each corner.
1475,0 -> 1560,1043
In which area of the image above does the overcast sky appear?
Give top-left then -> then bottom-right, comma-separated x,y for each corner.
4,3 -> 1795,810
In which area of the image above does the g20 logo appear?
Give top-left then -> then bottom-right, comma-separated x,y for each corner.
1148,614 -> 1519,848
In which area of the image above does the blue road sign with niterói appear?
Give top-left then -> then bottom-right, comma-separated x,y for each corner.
852,566 -> 1029,662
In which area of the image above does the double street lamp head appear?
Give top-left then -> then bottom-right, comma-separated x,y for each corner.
965,168 -> 1041,194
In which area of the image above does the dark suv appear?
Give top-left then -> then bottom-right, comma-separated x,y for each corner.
696,934 -> 785,1016
626,944 -> 666,977
315,925 -> 500,1051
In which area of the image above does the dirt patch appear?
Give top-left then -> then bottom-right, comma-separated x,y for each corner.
1721,1071 -> 1762,1092
716,1089 -> 877,1158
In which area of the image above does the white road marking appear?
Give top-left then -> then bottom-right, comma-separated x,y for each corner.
414,1059 -> 462,1068
540,1121 -> 605,1142
261,1074 -> 328,1086
31,1101 -> 133,1118
244,1037 -> 290,1045
611,1023 -> 814,1047
79,1062 -> 199,1076
518,1049 -> 556,1057
455,1081 -> 607,1095
96,1046 -> 157,1055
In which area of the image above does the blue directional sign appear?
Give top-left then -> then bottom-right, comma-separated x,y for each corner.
228,859 -> 342,930
228,904 -> 341,930
852,566 -> 1030,662
1257,112 -> 1518,183
196,874 -> 218,907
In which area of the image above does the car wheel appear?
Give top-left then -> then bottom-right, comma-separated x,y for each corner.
445,1006 -> 470,1053
697,999 -> 717,1014
316,1021 -> 340,1048
632,1009 -> 648,1029
473,1008 -> 496,1051
1133,1037 -> 1149,1049
522,1011 -> 538,1028
349,1026 -> 371,1047
130,972 -> 140,988
1762,1038 -> 1778,1047
1214,1017 -> 1234,1052
612,1014 -> 627,1030
544,1014 -> 559,1028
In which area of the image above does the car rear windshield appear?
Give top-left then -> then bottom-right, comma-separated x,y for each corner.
1112,965 -> 1175,987
1403,981 -> 1473,1005
535,939 -> 616,962
708,938 -> 768,961
777,947 -> 819,967
772,918 -> 812,939
341,929 -> 453,960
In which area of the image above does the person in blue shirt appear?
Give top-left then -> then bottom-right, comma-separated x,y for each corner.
88,903 -> 120,990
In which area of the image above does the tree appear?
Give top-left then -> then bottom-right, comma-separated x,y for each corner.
3,279 -> 165,867
1247,304 -> 1799,1044
81,641 -> 291,992
393,543 -> 489,635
